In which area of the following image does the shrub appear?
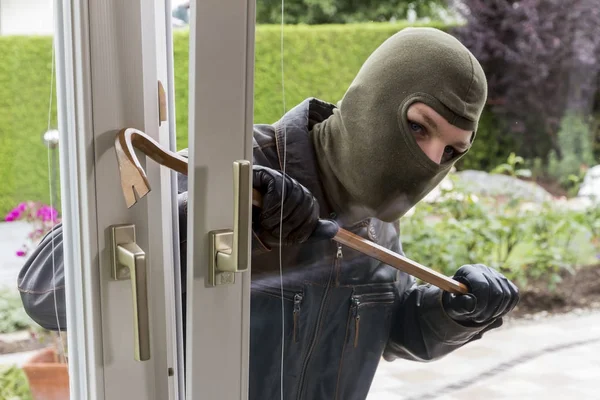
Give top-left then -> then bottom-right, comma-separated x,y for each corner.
453,0 -> 600,160
0,35 -> 58,218
400,173 -> 598,289
0,288 -> 36,334
547,112 -> 596,193
0,365 -> 32,400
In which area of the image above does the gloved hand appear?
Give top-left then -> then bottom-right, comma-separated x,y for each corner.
252,165 -> 338,246
442,264 -> 520,325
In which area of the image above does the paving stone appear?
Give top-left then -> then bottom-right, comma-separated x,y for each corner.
369,311 -> 600,399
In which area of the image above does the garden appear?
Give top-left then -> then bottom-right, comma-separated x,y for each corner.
0,0 -> 599,398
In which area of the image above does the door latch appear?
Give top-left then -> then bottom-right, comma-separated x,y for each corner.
208,160 -> 252,286
109,224 -> 151,361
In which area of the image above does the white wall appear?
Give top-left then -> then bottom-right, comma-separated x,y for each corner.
0,0 -> 54,36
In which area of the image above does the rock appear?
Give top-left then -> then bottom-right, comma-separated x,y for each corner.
453,170 -> 554,203
554,196 -> 595,212
578,164 -> 600,202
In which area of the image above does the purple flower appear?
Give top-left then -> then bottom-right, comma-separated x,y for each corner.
36,206 -> 59,222
5,209 -> 20,222
16,250 -> 26,257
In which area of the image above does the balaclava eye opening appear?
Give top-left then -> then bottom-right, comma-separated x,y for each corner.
311,27 -> 488,225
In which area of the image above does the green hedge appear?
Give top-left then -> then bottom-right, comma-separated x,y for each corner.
0,36 -> 58,217
1,22 -> 510,217
173,21 -> 455,140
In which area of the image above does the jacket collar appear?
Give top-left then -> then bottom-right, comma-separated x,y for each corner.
272,98 -> 336,217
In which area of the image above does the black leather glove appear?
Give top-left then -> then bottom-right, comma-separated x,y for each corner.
442,264 -> 520,325
252,165 -> 338,246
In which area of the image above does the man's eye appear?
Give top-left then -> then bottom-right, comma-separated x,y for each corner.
409,121 -> 424,133
444,146 -> 456,156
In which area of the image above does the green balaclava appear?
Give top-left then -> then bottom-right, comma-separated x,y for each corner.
311,27 -> 488,225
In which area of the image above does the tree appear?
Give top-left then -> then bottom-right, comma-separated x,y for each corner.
454,0 -> 600,160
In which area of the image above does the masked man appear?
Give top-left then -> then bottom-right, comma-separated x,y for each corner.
18,27 -> 519,400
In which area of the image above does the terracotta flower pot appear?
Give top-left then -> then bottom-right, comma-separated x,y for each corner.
21,346 -> 69,400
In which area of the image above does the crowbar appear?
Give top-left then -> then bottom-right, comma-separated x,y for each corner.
114,128 -> 469,295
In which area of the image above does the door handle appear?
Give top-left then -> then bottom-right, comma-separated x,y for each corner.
112,127 -> 468,294
208,160 -> 252,286
110,224 -> 151,361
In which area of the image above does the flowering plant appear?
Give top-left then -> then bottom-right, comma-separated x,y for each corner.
4,201 -> 61,257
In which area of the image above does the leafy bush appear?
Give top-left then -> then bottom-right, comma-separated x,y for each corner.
490,153 -> 532,179
0,289 -> 35,334
0,35 -> 58,218
0,366 -> 32,400
400,173 -> 598,289
547,112 -> 596,194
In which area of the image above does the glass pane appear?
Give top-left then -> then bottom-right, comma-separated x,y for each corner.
0,6 -> 69,398
175,1 -> 600,398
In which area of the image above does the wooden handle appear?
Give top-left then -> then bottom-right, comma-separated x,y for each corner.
115,128 -> 469,295
334,229 -> 468,294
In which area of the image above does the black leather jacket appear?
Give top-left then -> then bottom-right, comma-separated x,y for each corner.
243,98 -> 494,399
18,98 -> 495,400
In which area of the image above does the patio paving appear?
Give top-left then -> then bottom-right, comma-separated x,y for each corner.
368,310 -> 600,400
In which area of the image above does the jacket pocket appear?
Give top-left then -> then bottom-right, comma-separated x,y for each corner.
349,292 -> 395,348
252,283 -> 304,343
249,283 -> 309,399
335,288 -> 396,400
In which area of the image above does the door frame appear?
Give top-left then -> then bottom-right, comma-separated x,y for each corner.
55,0 -> 181,398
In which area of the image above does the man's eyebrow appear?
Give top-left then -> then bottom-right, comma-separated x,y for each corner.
421,113 -> 438,131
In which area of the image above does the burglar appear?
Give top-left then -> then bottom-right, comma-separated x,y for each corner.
18,27 -> 519,400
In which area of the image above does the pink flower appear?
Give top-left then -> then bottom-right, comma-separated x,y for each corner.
37,206 -> 59,222
16,250 -> 26,257
5,209 -> 21,222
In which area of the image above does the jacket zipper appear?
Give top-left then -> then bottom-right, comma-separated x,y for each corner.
293,293 -> 304,343
296,244 -> 342,399
350,292 -> 394,348
350,296 -> 360,348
